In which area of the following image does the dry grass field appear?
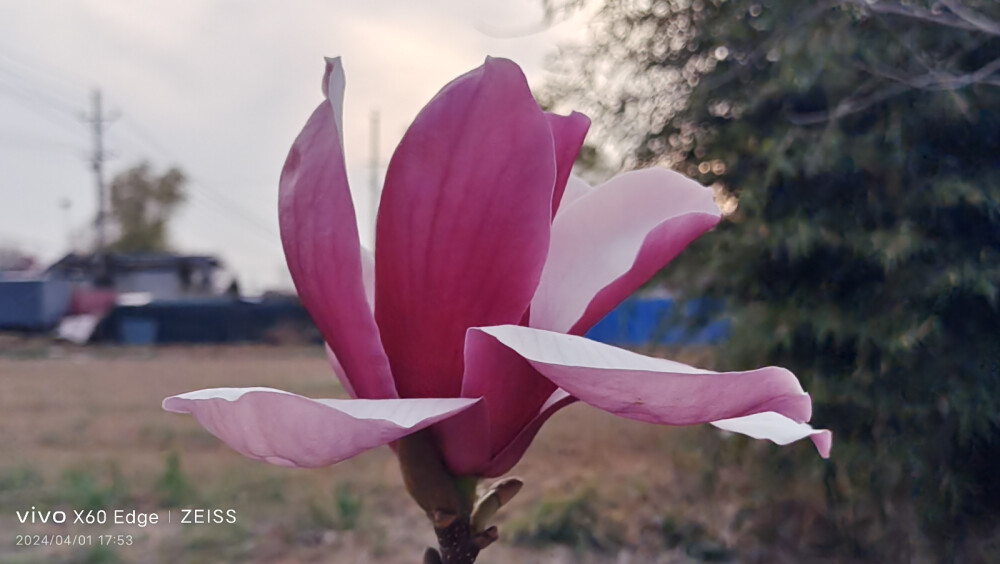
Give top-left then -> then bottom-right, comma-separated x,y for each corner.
0,342 -> 830,563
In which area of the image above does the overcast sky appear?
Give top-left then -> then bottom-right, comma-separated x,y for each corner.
0,0 -> 590,293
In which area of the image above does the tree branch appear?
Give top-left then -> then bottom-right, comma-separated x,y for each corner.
939,0 -> 1000,36
836,0 -> 997,35
789,56 -> 1000,125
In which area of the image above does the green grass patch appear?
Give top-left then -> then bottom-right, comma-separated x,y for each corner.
58,465 -> 130,511
304,482 -> 364,531
508,489 -> 623,552
66,545 -> 121,564
155,451 -> 198,508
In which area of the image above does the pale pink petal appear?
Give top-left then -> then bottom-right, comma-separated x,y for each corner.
556,176 -> 592,214
162,388 -> 478,468
530,168 -> 721,335
481,389 -> 576,477
472,325 -> 815,426
810,429 -> 834,458
712,412 -> 832,458
375,57 -> 555,398
547,111 -> 590,217
280,58 -> 395,400
360,245 -> 374,310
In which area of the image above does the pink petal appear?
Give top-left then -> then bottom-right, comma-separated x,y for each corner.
375,57 -> 556,398
556,176 -> 592,214
162,388 -> 479,468
712,412 -> 832,458
481,389 -> 576,477
325,344 -> 356,398
472,325 -> 815,426
530,169 -> 721,335
547,111 -> 590,217
461,327 -> 559,468
431,398 -> 493,476
280,58 -> 396,400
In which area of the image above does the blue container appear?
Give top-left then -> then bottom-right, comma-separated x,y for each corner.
0,279 -> 71,330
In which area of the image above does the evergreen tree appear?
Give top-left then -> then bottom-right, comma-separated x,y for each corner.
547,0 -> 1000,557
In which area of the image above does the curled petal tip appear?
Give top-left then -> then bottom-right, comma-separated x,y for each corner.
812,430 -> 833,459
321,57 -> 345,101
161,396 -> 184,413
711,411 -> 831,456
483,56 -> 521,74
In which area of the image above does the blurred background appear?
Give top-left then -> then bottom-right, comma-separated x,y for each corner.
2,0 -> 999,562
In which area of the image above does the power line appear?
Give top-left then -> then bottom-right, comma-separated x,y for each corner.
187,180 -> 282,247
0,131 -> 84,154
0,40 -> 91,96
115,114 -> 282,249
0,78 -> 85,138
0,44 -> 283,253
0,62 -> 83,116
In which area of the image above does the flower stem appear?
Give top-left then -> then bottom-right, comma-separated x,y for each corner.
424,514 -> 481,563
397,431 -> 498,563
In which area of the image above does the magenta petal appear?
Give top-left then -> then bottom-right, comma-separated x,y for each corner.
325,344 -> 356,398
461,327 -> 558,467
547,111 -> 590,217
162,388 -> 479,468
481,389 -> 576,477
375,57 -> 556,398
530,168 -> 721,334
473,325 -> 815,426
712,412 -> 833,458
280,58 -> 396,400
431,399 -> 493,476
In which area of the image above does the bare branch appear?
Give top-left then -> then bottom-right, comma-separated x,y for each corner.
789,82 -> 910,125
939,0 -> 1000,36
836,0 -> 998,36
876,57 -> 1000,90
789,56 -> 1000,125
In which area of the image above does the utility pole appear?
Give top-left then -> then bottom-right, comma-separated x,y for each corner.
85,89 -> 112,255
368,110 -> 380,246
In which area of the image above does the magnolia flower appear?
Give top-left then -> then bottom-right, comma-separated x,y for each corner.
163,56 -> 829,560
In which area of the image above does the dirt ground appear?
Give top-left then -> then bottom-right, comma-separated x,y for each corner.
0,343 -> 819,563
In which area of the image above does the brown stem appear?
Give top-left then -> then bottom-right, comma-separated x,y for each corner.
432,515 -> 480,564
397,432 -> 500,563
424,513 -> 498,564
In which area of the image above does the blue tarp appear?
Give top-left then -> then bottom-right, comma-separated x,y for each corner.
584,297 -> 728,346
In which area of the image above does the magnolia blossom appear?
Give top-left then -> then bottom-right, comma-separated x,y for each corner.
163,57 -> 830,485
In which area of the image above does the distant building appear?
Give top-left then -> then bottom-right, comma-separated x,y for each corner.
46,252 -> 224,301
0,247 -> 38,280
